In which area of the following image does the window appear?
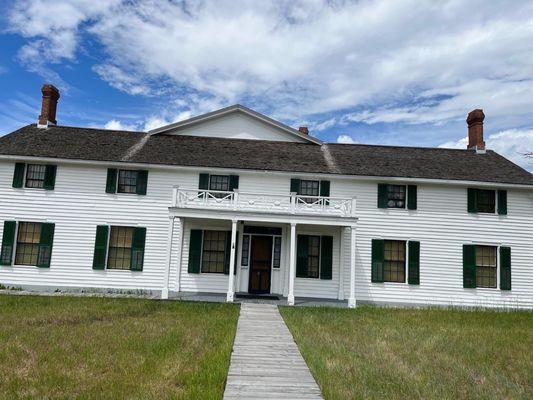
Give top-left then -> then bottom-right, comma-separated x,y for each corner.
300,180 -> 319,197
209,175 -> 230,198
476,245 -> 497,288
25,164 -> 46,188
15,222 -> 41,265
273,236 -> 282,268
241,234 -> 250,266
201,230 -> 228,273
476,190 -> 495,213
107,226 -> 134,270
384,240 -> 406,283
386,185 -> 406,208
306,236 -> 320,278
118,170 -> 138,194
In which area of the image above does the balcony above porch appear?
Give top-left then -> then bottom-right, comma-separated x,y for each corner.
171,187 -> 357,218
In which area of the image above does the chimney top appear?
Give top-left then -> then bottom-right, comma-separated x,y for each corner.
298,126 -> 309,135
38,84 -> 60,128
466,108 -> 486,152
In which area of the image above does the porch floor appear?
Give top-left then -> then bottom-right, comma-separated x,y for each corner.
223,303 -> 323,399
170,291 -> 349,308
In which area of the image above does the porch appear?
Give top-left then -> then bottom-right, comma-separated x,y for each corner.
163,187 -> 358,308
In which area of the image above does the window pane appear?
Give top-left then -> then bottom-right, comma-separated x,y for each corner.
118,170 -> 138,194
384,240 -> 406,282
25,164 -> 46,188
306,235 -> 320,278
107,226 -> 134,270
241,235 -> 250,266
476,245 -> 497,288
273,236 -> 282,268
15,222 -> 42,266
476,190 -> 496,213
387,185 -> 406,208
202,230 -> 227,273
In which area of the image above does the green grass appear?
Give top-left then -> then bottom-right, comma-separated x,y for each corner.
0,295 -> 239,399
281,306 -> 533,400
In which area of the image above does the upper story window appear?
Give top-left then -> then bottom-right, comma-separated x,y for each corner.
105,168 -> 148,195
378,184 -> 417,210
25,164 -> 46,188
198,173 -> 239,199
468,188 -> 507,215
290,179 -> 330,203
12,163 -> 57,190
300,180 -> 320,197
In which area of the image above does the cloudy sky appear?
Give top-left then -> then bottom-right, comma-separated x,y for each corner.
0,0 -> 532,170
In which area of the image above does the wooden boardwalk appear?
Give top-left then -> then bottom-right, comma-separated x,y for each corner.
224,303 -> 323,399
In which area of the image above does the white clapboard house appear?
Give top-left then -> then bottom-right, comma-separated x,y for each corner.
0,85 -> 532,309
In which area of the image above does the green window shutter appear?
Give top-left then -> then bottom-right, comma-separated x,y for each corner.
463,244 -> 477,288
130,227 -> 146,271
296,234 -> 309,277
188,229 -> 203,273
408,241 -> 420,285
43,165 -> 57,190
37,223 -> 55,268
500,247 -> 511,290
320,236 -> 333,280
377,184 -> 388,208
106,169 -> 118,193
229,175 -> 239,191
136,170 -> 148,195
497,190 -> 507,215
407,185 -> 417,210
290,178 -> 301,194
224,231 -> 231,275
467,188 -> 477,213
371,239 -> 385,282
12,163 -> 25,188
92,225 -> 109,270
199,173 -> 209,190
320,181 -> 330,197
0,221 -> 17,266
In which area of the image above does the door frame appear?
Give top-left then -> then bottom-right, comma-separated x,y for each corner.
247,233 -> 278,294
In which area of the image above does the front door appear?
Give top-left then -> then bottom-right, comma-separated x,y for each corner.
248,236 -> 273,294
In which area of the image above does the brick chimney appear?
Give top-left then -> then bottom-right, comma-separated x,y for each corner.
466,109 -> 485,152
298,126 -> 309,135
38,84 -> 60,128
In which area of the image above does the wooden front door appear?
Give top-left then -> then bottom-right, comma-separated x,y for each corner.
248,236 -> 273,294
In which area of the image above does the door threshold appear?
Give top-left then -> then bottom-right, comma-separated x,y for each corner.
235,292 -> 280,300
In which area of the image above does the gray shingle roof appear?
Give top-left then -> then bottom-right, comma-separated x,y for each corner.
0,124 -> 532,185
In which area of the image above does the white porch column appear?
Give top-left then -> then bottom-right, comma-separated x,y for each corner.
338,227 -> 345,300
226,219 -> 238,302
287,222 -> 297,306
161,216 -> 175,300
175,217 -> 185,293
348,225 -> 357,308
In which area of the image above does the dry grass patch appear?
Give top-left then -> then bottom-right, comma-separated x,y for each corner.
0,295 -> 239,399
281,306 -> 533,400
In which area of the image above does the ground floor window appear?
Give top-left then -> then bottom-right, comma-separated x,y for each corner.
384,240 -> 406,283
476,245 -> 497,288
296,234 -> 333,280
202,230 -> 228,273
107,226 -> 134,270
15,222 -> 42,265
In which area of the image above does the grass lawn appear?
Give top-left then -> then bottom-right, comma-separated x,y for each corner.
281,306 -> 533,400
0,295 -> 239,399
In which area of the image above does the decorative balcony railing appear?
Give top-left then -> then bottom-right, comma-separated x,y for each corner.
172,187 -> 356,218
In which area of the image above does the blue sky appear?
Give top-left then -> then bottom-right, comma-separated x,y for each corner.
1,0 -> 532,170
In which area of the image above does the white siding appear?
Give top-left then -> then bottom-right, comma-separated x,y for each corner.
164,112 -> 308,142
1,159 -> 532,309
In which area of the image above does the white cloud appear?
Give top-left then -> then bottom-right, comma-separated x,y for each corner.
440,128 -> 533,171
6,0 -> 533,139
103,119 -> 138,131
336,135 -> 357,144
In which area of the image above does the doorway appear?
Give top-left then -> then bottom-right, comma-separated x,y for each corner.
248,235 -> 273,294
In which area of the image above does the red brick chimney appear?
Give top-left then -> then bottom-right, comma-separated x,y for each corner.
38,84 -> 60,127
466,109 -> 485,151
298,126 -> 309,135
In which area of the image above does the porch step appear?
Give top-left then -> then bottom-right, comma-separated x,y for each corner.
223,303 -> 323,400
235,292 -> 280,300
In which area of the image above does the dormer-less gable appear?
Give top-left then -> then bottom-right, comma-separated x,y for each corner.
148,104 -> 322,144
